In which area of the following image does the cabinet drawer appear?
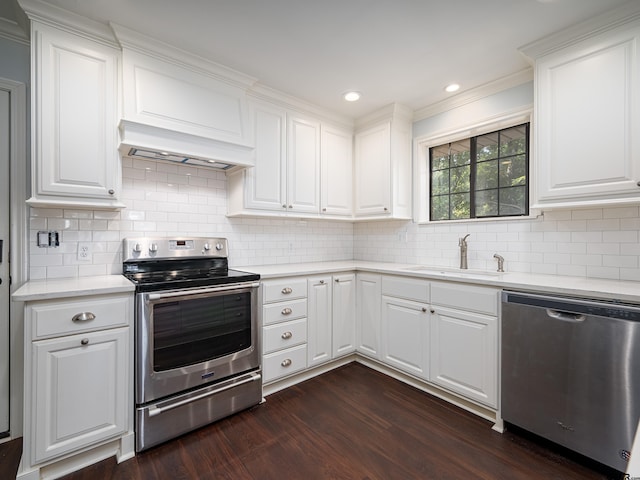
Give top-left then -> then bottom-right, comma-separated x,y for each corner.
263,318 -> 307,354
382,276 -> 430,302
263,344 -> 307,383
262,278 -> 307,303
431,282 -> 498,316
30,294 -> 131,340
263,299 -> 307,325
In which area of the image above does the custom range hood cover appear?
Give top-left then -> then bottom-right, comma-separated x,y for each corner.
113,24 -> 257,171
118,120 -> 255,171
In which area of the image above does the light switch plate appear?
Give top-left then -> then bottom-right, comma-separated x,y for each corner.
77,242 -> 92,261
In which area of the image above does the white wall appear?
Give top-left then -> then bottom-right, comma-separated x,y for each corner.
28,157 -> 354,279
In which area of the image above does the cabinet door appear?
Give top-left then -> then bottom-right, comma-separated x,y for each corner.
287,114 -> 320,213
356,273 -> 381,359
430,306 -> 497,407
332,273 -> 356,357
381,296 -> 429,378
307,275 -> 332,366
30,22 -> 121,207
534,24 -> 640,207
354,123 -> 391,216
32,327 -> 128,463
321,125 -> 353,216
245,100 -> 287,212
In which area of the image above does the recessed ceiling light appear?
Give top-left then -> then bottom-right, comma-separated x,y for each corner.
445,83 -> 460,93
343,91 -> 361,102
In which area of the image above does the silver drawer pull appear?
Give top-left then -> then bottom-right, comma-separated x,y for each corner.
281,358 -> 292,367
281,308 -> 292,315
80,338 -> 89,345
281,331 -> 293,340
281,287 -> 293,294
72,312 -> 96,323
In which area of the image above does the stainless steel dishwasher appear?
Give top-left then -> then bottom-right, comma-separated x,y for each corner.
501,290 -> 640,472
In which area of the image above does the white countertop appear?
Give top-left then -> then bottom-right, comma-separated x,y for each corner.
11,262 -> 640,303
12,275 -> 135,302
243,261 -> 640,303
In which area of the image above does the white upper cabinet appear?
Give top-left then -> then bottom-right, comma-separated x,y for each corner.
228,98 -> 352,218
321,125 -> 353,216
26,18 -> 123,209
287,114 -> 321,214
354,103 -> 412,219
522,4 -> 640,209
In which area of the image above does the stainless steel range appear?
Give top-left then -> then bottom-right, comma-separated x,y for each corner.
123,237 -> 262,452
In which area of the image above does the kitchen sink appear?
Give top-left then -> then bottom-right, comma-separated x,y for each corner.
402,265 -> 503,277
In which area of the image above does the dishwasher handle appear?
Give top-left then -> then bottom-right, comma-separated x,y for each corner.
546,309 -> 586,323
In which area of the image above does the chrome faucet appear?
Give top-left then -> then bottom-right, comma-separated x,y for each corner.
459,234 -> 470,269
493,253 -> 505,272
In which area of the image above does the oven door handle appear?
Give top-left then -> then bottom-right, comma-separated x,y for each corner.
147,372 -> 262,418
147,281 -> 260,300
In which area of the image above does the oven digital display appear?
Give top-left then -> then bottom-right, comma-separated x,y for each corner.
169,240 -> 194,250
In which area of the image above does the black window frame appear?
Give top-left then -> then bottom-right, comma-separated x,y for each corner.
429,123 -> 530,221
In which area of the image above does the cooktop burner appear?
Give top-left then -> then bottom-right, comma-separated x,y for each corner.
122,237 -> 259,292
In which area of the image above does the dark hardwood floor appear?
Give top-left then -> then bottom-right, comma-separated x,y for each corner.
1,363 -> 623,479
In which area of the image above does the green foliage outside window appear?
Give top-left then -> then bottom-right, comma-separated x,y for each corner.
430,124 -> 529,221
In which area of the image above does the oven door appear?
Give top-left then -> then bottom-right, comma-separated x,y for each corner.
136,281 -> 260,404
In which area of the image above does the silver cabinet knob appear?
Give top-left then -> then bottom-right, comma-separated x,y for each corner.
319,279 -> 325,284
422,307 -> 427,313
282,204 -> 287,209
108,189 -> 115,195
80,338 -> 89,345
281,308 -> 292,315
149,243 -> 158,253
430,308 -> 435,314
281,359 -> 292,367
335,278 -> 340,283
72,312 -> 96,323
281,287 -> 293,294
281,331 -> 293,340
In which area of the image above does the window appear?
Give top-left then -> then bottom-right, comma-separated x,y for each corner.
429,123 -> 529,221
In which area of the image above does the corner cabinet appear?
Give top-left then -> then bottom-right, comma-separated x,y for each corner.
523,5 -> 640,209
26,20 -> 124,209
19,292 -> 134,480
354,104 -> 412,219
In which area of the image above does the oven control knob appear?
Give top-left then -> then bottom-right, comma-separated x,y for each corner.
149,243 -> 158,253
203,243 -> 211,251
215,243 -> 224,251
133,243 -> 142,253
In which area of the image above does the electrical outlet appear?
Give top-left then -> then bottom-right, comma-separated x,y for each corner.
77,242 -> 92,261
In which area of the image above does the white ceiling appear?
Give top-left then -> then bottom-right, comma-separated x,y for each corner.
8,0 -> 633,119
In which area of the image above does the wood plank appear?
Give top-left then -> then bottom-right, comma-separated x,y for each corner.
0,364 -> 621,479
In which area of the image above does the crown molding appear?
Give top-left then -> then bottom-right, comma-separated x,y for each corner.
413,69 -> 533,122
17,0 -> 118,48
0,16 -> 28,45
519,0 -> 640,60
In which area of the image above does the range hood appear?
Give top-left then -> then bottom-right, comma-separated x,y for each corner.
119,120 -> 255,172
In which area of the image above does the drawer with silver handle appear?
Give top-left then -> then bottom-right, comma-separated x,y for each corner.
263,318 -> 307,354
29,293 -> 132,340
262,278 -> 307,303
263,344 -> 307,384
262,298 -> 307,325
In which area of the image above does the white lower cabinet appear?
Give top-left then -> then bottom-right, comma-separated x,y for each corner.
429,307 -> 497,407
381,296 -> 429,379
261,277 -> 309,384
20,292 -> 133,479
307,275 -> 333,367
332,273 -> 356,357
430,281 -> 499,408
356,273 -> 382,359
33,328 -> 129,463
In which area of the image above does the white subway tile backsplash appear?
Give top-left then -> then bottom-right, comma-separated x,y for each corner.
26,161 -> 640,282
